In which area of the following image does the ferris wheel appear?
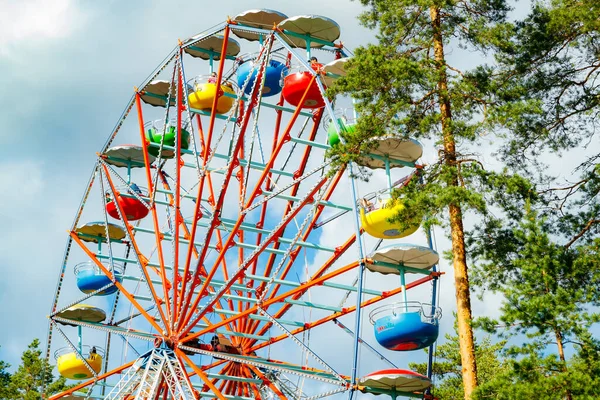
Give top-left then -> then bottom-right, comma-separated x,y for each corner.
45,9 -> 442,400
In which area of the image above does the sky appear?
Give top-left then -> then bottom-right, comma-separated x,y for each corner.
0,0 -> 526,395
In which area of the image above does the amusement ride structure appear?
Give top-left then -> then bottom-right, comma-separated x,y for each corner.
46,9 -> 442,400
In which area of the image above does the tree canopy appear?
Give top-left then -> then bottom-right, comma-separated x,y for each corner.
328,0 -> 600,398
410,322 -> 509,400
328,0 -> 520,396
0,339 -> 68,400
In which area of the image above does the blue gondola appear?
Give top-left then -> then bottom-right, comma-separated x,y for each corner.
370,302 -> 441,351
75,262 -> 124,296
236,57 -> 288,97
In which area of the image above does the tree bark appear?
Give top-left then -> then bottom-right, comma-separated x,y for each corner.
429,6 -> 478,399
543,268 -> 572,400
555,327 -> 572,400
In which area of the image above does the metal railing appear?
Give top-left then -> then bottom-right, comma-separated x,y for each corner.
54,345 -> 106,360
369,301 -> 442,325
74,261 -> 124,277
144,118 -> 191,134
187,74 -> 238,92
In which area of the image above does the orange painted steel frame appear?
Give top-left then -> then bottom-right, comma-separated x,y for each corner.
178,350 -> 228,400
183,174 -> 329,341
48,360 -> 135,399
242,94 -> 326,318
101,164 -> 170,333
232,120 -> 337,349
178,72 -> 320,338
178,48 -> 303,335
243,166 -> 346,348
170,55 -> 184,332
157,171 -> 238,335
71,232 -> 164,334
135,91 -> 172,334
175,31 -> 274,332
183,259 -> 360,342
242,54 -> 292,338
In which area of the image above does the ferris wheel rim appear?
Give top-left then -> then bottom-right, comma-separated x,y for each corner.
46,12 -> 440,400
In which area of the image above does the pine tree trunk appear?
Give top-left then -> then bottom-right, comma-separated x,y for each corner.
429,6 -> 478,399
555,329 -> 572,400
543,268 -> 572,400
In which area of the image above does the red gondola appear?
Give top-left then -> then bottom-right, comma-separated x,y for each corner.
282,64 -> 326,109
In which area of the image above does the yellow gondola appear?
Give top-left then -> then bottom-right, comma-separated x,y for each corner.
188,81 -> 235,114
360,199 -> 419,239
55,347 -> 103,380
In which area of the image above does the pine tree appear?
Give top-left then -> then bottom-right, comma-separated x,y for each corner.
466,3 -> 600,395
494,0 -> 600,246
468,206 -> 600,399
410,322 -> 508,400
496,0 -> 600,161
0,347 -> 14,399
7,339 -> 68,400
328,1 -> 515,397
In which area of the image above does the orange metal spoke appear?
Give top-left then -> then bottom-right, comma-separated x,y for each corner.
177,37 -> 276,332
241,381 -> 249,398
248,83 -> 287,278
249,273 -> 440,353
70,232 -> 165,334
171,54 -> 185,331
180,133 -> 325,336
243,168 -> 346,343
260,126 -> 335,290
157,171 -> 235,330
176,27 -> 243,314
182,259 -> 359,342
240,365 -> 262,400
203,362 -> 233,393
240,112 -> 326,340
237,142 -> 246,336
175,126 -> 234,326
102,164 -> 170,330
243,74 -> 318,208
134,92 -> 171,332
179,59 -> 317,331
177,349 -> 228,400
206,171 -> 237,319
218,377 -> 228,393
48,360 -> 135,399
177,144 -> 208,322
225,364 -> 238,395
181,176 -> 329,338
245,223 -> 354,347
224,378 -> 234,396
247,364 -> 286,400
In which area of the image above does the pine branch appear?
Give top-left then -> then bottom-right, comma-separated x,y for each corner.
537,178 -> 591,195
565,218 -> 600,249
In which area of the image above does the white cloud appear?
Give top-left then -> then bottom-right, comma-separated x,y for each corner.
0,0 -> 86,56
0,159 -> 45,210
